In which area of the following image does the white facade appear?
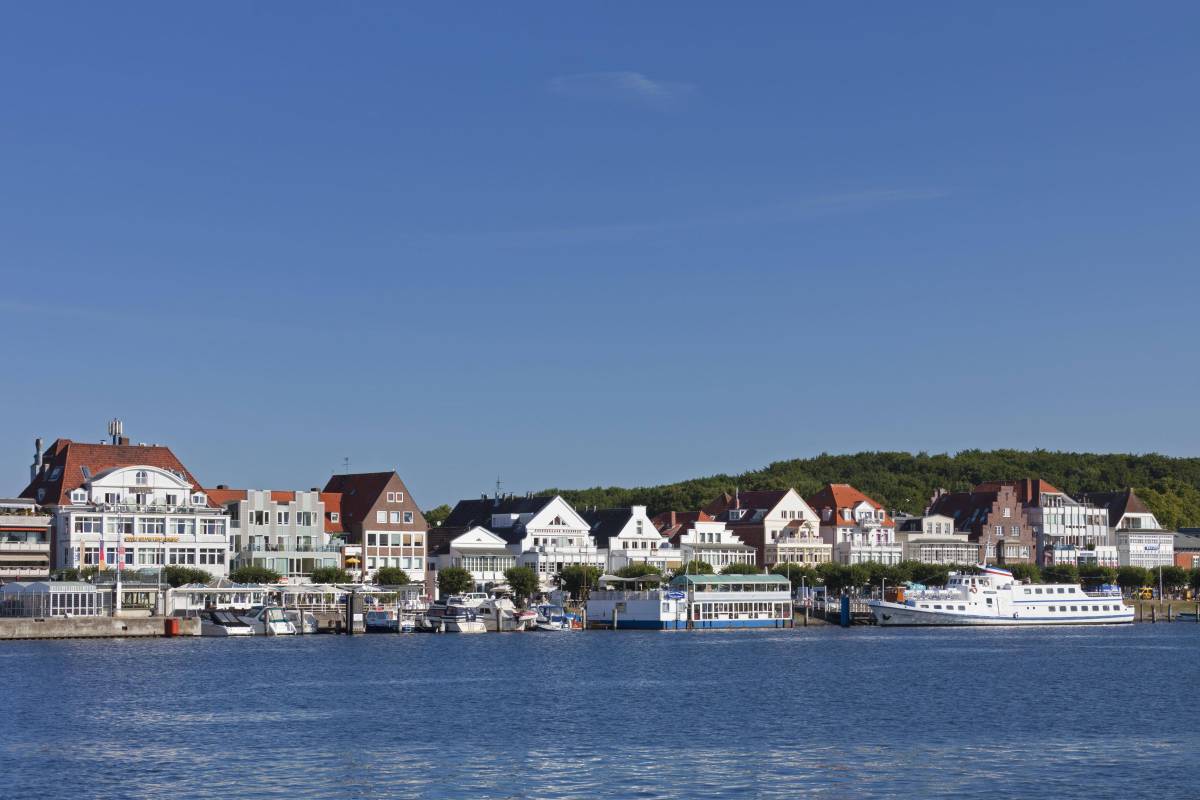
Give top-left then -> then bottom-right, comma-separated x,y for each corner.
820,501 -> 903,565
677,520 -> 756,572
54,465 -> 231,578
1117,531 -> 1174,569
430,526 -> 517,592
1029,493 -> 1113,567
493,497 -> 606,589
600,506 -> 682,572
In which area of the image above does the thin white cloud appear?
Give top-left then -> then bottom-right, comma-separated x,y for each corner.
547,71 -> 695,110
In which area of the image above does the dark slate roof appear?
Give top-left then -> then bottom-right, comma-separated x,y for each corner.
582,508 -> 633,549
1174,530 -> 1200,551
442,496 -> 557,544
1081,489 -> 1153,528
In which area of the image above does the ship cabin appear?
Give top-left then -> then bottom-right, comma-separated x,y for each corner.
670,574 -> 793,629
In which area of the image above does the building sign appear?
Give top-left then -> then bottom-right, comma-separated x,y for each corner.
125,536 -> 181,543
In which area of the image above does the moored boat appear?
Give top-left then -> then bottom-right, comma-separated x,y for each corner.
237,605 -> 296,635
199,609 -> 254,636
868,565 -> 1135,626
418,596 -> 487,633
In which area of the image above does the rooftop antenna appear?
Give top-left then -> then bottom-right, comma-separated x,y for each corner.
343,457 -> 351,475
107,418 -> 123,445
495,476 -> 502,501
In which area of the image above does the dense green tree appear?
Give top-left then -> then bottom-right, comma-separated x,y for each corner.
721,562 -> 761,575
229,565 -> 282,584
1008,563 -> 1042,584
424,504 -> 452,527
770,563 -> 819,591
52,568 -> 80,581
435,566 -> 474,596
504,566 -> 540,604
675,560 -> 714,577
1158,566 -> 1190,595
162,565 -> 213,587
615,563 -> 663,579
557,565 -> 602,598
1077,565 -> 1118,586
816,562 -> 852,594
373,567 -> 410,587
309,566 -> 351,584
1041,564 -> 1080,585
1116,566 -> 1151,593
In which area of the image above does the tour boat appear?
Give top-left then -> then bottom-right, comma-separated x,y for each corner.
868,565 -> 1135,626
199,609 -> 254,636
237,605 -> 297,635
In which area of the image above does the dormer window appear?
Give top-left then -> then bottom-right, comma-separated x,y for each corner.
729,509 -> 744,521
70,489 -> 87,503
191,492 -> 206,506
135,470 -> 149,486
330,512 -> 339,522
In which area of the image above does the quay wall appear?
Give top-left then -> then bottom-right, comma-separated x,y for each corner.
0,617 -> 200,640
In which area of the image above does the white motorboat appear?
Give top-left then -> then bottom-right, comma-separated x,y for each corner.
418,596 -> 486,633
199,609 -> 253,637
473,596 -> 536,632
868,565 -> 1135,626
237,605 -> 297,635
284,609 -> 318,634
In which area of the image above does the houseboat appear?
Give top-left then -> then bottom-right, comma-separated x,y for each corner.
587,574 -> 794,629
868,565 -> 1135,626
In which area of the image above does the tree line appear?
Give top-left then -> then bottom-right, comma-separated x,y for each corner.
532,449 -> 1200,528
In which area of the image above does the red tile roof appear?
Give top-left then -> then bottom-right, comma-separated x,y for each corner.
20,438 -> 210,507
321,492 -> 343,534
805,483 -> 894,527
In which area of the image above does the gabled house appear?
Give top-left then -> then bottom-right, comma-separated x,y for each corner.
322,471 -> 427,586
674,518 -> 756,573
1083,489 -> 1174,568
892,514 -> 977,564
976,479 -> 1112,567
442,494 -> 603,590
426,525 -> 516,594
927,483 -> 1036,565
806,483 -> 902,566
704,489 -> 829,567
19,431 -> 231,577
581,505 -> 681,573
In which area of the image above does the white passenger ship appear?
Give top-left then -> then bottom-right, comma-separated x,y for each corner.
868,565 -> 1134,626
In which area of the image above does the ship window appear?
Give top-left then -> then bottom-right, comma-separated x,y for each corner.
1023,588 -> 1030,594
1057,588 -> 1066,594
933,604 -> 942,610
1070,606 -> 1078,611
1035,588 -> 1043,594
958,605 -> 965,610
986,598 -> 993,606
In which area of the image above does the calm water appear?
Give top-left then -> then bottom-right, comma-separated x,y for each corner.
1,625 -> 1196,799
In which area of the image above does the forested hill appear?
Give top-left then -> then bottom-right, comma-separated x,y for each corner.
540,450 -> 1200,530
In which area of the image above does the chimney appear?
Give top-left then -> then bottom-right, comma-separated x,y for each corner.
734,487 -> 740,510
117,437 -> 130,446
217,484 -> 229,490
31,437 -> 43,483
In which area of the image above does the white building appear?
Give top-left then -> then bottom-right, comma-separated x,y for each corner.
705,489 -> 831,567
209,488 -> 342,582
807,484 -> 903,566
584,505 -> 682,573
894,514 -> 978,564
1084,489 -> 1175,569
427,525 -> 517,593
442,495 -> 605,590
20,433 -> 231,578
675,519 -> 756,573
1010,481 -> 1115,567
0,498 -> 51,580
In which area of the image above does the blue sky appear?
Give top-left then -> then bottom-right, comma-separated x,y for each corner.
2,3 -> 1198,507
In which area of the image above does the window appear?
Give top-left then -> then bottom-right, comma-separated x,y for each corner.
330,512 -> 339,522
170,518 -> 194,536
1011,526 -> 1020,537
165,494 -> 178,506
376,511 -> 386,524
135,471 -> 149,486
202,519 -> 226,536
386,492 -> 395,503
994,525 -> 1003,538
1002,507 -> 1011,518
389,511 -> 401,524
403,511 -> 414,524
70,489 -> 87,503
396,492 -> 404,503
192,493 -> 206,506
103,492 -> 120,505
73,516 -> 103,534
106,517 -> 134,536
138,518 -> 166,535
277,511 -> 290,525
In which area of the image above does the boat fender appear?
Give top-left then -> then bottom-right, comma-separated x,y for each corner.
970,586 -> 978,594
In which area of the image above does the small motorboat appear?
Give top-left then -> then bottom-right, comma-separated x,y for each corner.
474,596 -> 536,632
199,609 -> 253,637
418,596 -> 487,633
533,604 -> 574,631
284,609 -> 319,634
365,608 -> 400,632
237,605 -> 296,635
